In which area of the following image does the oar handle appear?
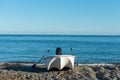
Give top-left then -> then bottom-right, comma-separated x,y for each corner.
70,48 -> 73,51
70,48 -> 75,55
47,50 -> 50,53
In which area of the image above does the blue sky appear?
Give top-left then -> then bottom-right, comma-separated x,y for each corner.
0,0 -> 120,35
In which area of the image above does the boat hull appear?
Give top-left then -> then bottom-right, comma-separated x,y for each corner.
44,55 -> 75,70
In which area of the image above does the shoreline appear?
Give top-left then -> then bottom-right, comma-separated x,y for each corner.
0,62 -> 118,66
0,62 -> 120,80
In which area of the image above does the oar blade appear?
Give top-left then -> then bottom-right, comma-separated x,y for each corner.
32,64 -> 36,68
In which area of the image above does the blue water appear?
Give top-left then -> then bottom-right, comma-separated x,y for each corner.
0,35 -> 120,64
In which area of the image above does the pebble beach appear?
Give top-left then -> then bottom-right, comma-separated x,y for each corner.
0,63 -> 120,80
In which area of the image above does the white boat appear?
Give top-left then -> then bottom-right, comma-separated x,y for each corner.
44,55 -> 75,70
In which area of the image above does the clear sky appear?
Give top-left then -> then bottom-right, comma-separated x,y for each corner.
0,0 -> 120,35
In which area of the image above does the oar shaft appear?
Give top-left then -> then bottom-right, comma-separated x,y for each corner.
32,50 -> 50,68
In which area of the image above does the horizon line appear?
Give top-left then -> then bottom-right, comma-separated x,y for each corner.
0,33 -> 120,36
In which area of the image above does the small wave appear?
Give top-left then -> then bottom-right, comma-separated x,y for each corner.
76,63 -> 113,66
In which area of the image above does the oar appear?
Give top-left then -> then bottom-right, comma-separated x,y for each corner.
70,48 -> 75,55
32,50 -> 50,68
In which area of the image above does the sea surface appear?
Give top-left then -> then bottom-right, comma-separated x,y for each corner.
0,35 -> 120,64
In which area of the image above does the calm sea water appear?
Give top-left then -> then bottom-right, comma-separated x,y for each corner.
0,35 -> 120,64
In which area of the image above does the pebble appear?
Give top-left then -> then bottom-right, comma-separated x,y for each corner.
0,63 -> 120,80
